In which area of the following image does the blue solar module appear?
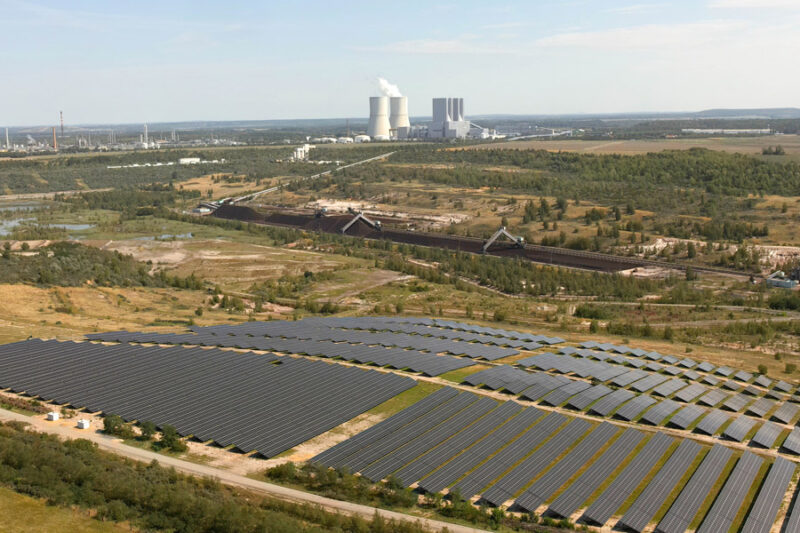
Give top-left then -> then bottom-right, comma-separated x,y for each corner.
697,452 -> 764,533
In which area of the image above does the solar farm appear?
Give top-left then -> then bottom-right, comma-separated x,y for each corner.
4,315 -> 800,531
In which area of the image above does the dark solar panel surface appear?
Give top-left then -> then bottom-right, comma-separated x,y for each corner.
342,392 -> 480,472
652,379 -> 688,398
313,387 -> 458,468
740,457 -> 795,533
393,401 -> 523,486
783,427 -> 800,455
723,416 -> 758,442
451,412 -> 568,498
582,432 -> 674,526
480,418 -> 593,506
669,404 -> 706,429
0,340 -> 416,458
360,396 -> 498,482
589,389 -> 635,416
547,428 -> 643,518
618,439 -> 703,533
417,407 -> 545,494
751,421 -> 782,449
641,399 -> 681,426
615,395 -> 657,421
697,452 -> 764,533
695,409 -> 730,436
654,444 -> 733,533
512,422 -> 618,512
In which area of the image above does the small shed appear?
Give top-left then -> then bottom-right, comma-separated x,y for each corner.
46,411 -> 59,421
76,419 -> 91,429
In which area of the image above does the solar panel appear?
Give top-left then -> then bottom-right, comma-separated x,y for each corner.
360,396 -> 499,482
416,407 -> 545,494
582,432 -> 674,526
479,418 -> 594,506
1,340 -> 416,458
694,410 -> 730,436
723,416 -> 758,442
697,452 -> 764,533
747,398 -> 775,418
392,401 -> 523,487
654,444 -> 733,533
722,393 -> 751,412
512,422 -> 619,511
589,389 -> 635,417
697,389 -> 728,407
341,392 -> 480,472
540,381 -> 591,406
753,375 -> 773,388
566,384 -> 612,411
673,383 -> 707,403
615,395 -> 657,421
751,421 -> 782,449
451,412 -> 568,498
782,427 -> 800,455
740,457 -> 796,533
630,374 -> 669,393
734,370 -> 754,382
618,439 -> 702,533
652,379 -> 688,398
697,362 -> 715,373
668,405 -> 706,429
547,428 -> 643,518
641,400 -> 681,426
772,402 -> 800,424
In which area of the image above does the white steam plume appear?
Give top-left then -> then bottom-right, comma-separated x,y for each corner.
378,78 -> 402,97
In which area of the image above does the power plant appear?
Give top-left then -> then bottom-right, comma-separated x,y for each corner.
362,79 -> 498,141
430,97 -> 470,139
366,97 -> 391,140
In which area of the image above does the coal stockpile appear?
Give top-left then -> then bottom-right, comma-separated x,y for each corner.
214,204 -> 644,272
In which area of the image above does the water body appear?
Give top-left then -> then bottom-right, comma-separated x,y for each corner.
48,223 -> 94,231
0,218 -> 29,236
134,232 -> 194,241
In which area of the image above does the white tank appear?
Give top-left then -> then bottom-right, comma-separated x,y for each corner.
367,96 -> 391,138
354,135 -> 371,143
389,96 -> 410,131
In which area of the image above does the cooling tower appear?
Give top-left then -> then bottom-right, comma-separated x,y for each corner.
367,96 -> 391,138
389,96 -> 410,131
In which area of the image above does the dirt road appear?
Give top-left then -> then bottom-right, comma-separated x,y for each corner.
0,408 -> 487,533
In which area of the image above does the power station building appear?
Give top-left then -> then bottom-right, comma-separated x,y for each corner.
366,91 -> 476,140
429,97 -> 470,139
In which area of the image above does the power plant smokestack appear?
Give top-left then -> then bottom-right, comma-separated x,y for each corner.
143,124 -> 148,145
52,127 -> 58,151
389,96 -> 410,131
367,96 -> 391,139
4,128 -> 8,150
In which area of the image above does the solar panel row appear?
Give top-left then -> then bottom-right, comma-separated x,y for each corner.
89,330 -> 476,376
0,339 -> 416,458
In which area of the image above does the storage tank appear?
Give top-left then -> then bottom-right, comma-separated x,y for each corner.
389,96 -> 410,132
367,96 -> 391,138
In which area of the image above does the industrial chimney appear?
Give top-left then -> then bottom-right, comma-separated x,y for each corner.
367,96 -> 391,139
389,96 -> 410,133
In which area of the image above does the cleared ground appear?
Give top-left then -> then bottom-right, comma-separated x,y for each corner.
471,135 -> 800,159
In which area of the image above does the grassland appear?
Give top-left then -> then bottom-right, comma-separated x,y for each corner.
0,486 -> 126,533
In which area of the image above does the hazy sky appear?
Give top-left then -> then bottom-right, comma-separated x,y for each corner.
2,0 -> 799,125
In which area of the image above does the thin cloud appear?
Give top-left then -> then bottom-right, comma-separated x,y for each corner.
353,38 -> 514,55
709,0 -> 800,8
606,3 -> 668,15
535,20 -> 746,49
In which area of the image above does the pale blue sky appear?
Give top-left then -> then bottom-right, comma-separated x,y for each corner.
1,0 -> 799,125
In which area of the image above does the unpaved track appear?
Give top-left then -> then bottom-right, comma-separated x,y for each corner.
0,408 -> 487,533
